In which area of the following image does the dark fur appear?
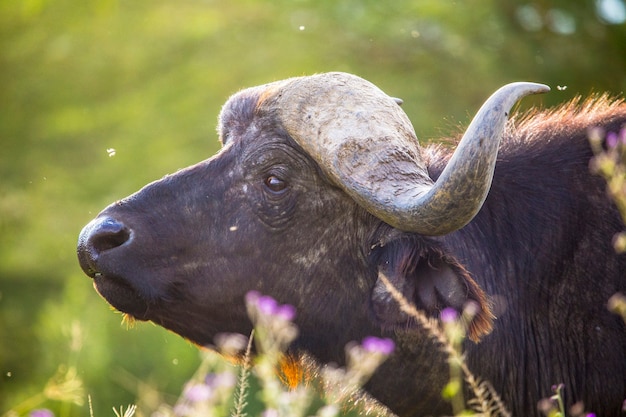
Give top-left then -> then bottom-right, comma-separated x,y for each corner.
428,96 -> 626,415
78,89 -> 626,417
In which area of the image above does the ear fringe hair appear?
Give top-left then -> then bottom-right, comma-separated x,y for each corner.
377,272 -> 510,417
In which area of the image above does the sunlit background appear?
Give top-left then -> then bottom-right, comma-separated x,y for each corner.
1,0 -> 624,415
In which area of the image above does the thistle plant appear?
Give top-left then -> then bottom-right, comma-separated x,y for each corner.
537,384 -> 600,417
588,126 -> 626,415
244,291 -> 395,417
124,291 -> 398,417
244,291 -> 310,417
320,336 -> 395,415
589,126 -> 626,326
589,126 -> 626,253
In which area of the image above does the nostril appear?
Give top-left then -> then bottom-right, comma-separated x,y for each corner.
90,218 -> 131,253
77,216 -> 132,276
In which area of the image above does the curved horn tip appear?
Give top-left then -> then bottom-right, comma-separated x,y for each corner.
500,82 -> 551,99
512,81 -> 551,93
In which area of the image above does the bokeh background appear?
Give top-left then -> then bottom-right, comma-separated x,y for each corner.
1,0 -> 625,415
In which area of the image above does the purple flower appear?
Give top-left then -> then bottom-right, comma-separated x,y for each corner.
184,383 -> 213,402
245,290 -> 261,305
173,404 -> 192,417
205,371 -> 236,389
257,295 -> 278,316
607,131 -> 619,148
362,336 -> 395,355
586,414 -> 596,417
214,332 -> 248,355
246,291 -> 297,320
30,410 -> 54,417
275,304 -> 296,321
551,383 -> 564,392
440,307 -> 459,323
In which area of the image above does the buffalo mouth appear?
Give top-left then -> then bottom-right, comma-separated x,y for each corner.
92,273 -> 151,321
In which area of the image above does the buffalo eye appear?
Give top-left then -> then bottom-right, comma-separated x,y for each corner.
264,175 -> 287,193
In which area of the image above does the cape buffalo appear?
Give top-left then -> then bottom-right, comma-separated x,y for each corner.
77,72 -> 626,416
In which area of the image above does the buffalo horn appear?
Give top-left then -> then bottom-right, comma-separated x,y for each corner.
262,72 -> 549,235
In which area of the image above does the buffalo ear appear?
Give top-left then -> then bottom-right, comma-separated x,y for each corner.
371,241 -> 494,342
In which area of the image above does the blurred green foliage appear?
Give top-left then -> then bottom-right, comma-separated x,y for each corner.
0,0 -> 624,415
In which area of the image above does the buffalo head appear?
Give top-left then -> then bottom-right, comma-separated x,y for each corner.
77,72 -> 548,413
